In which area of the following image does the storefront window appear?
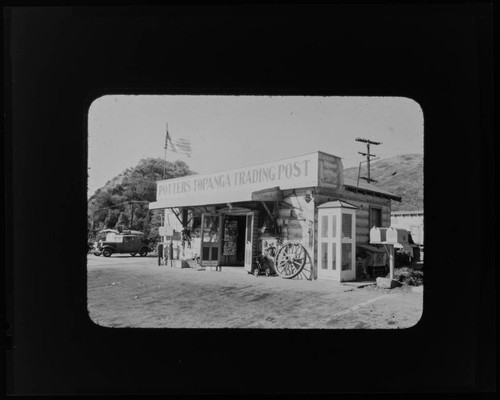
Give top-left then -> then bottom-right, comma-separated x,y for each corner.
202,216 -> 220,243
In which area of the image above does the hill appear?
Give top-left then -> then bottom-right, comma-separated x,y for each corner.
343,154 -> 423,212
88,158 -> 193,239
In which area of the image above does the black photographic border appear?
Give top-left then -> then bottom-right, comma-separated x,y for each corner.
5,3 -> 494,395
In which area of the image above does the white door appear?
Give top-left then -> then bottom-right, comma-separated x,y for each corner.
317,210 -> 341,280
244,213 -> 254,272
200,213 -> 221,267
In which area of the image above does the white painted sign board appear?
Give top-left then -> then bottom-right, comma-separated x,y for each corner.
159,226 -> 174,236
150,152 -> 339,209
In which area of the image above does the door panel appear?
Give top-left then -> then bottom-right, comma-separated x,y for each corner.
317,211 -> 341,280
244,213 -> 254,272
200,213 -> 221,267
340,212 -> 356,281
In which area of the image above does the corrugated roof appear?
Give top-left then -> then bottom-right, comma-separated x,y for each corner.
343,178 -> 402,201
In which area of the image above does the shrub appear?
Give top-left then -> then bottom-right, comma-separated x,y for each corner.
394,267 -> 424,286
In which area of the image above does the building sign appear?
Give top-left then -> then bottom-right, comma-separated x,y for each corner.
150,152 -> 340,209
159,226 -> 174,236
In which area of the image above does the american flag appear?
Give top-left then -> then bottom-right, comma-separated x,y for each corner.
165,128 -> 191,157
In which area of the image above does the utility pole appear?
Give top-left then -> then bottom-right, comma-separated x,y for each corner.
163,123 -> 168,180
355,137 -> 382,183
130,202 -> 134,230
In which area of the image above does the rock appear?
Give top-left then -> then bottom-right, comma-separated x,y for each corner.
376,277 -> 400,289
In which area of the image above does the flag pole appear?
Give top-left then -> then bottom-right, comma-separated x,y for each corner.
163,122 -> 168,180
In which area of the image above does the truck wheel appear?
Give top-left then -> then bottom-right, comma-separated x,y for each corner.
102,248 -> 112,257
275,242 -> 307,279
93,251 -> 101,256
139,248 -> 148,257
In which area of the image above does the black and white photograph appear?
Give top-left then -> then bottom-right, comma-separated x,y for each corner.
6,4 -> 494,396
87,95 -> 424,329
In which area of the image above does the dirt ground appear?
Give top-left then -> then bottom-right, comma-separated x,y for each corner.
87,254 -> 423,329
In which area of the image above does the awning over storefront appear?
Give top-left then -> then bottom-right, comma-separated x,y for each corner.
251,186 -> 283,202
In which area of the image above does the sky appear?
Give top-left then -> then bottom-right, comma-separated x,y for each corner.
88,95 -> 423,196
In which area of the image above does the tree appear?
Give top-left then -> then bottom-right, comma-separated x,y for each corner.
116,212 -> 130,232
88,158 -> 193,240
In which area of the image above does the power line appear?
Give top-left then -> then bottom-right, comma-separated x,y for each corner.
355,137 -> 382,183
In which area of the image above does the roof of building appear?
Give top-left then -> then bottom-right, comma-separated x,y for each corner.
343,178 -> 402,202
317,200 -> 358,209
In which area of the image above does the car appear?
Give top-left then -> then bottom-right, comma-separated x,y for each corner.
94,234 -> 150,257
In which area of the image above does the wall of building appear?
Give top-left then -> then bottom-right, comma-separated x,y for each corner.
391,213 -> 424,245
254,185 -> 394,280
280,188 -> 315,246
318,151 -> 344,189
257,188 -> 316,279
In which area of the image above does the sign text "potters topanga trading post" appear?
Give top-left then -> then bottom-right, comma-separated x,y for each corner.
157,157 -> 314,198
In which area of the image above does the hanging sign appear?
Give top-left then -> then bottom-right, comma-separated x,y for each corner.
159,226 -> 174,236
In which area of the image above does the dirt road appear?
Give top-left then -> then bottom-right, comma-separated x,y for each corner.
87,254 -> 423,329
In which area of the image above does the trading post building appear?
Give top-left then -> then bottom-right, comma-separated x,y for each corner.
149,151 -> 401,282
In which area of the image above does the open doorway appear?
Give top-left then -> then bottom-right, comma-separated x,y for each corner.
220,215 -> 247,266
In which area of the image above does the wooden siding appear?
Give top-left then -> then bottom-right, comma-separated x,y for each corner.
317,152 -> 344,189
278,192 -> 315,250
275,191 -> 315,280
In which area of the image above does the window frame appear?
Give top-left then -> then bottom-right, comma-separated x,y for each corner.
369,206 -> 383,228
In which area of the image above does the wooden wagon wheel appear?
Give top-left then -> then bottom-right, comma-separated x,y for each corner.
275,241 -> 307,279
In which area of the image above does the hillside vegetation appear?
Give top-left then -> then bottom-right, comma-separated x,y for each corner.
343,154 -> 423,211
88,154 -> 423,241
88,158 -> 193,240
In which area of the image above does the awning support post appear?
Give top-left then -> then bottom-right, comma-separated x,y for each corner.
170,208 -> 184,227
261,201 -> 274,221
